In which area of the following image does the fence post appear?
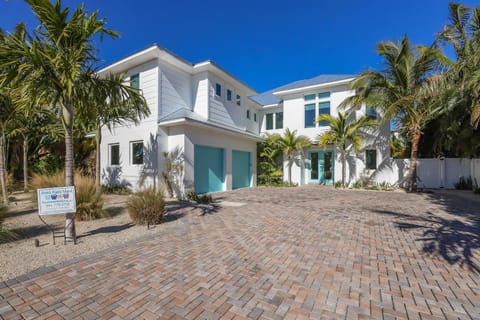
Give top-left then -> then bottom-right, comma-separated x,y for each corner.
439,156 -> 445,188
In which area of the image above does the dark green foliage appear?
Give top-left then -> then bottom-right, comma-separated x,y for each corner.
257,136 -> 283,186
454,176 -> 473,190
185,191 -> 214,204
127,189 -> 165,227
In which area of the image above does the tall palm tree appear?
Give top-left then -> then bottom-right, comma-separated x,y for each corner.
0,0 -> 119,240
342,36 -> 446,191
272,128 -> 311,185
438,3 -> 480,128
316,112 -> 376,188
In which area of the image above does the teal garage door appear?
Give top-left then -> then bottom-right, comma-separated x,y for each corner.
232,150 -> 251,189
194,145 -> 224,193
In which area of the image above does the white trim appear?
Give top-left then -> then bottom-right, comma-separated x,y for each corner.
273,78 -> 354,96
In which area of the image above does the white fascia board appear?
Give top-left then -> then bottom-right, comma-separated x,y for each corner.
193,61 -> 257,96
261,103 -> 281,109
159,118 -> 263,142
272,78 -> 355,96
98,45 -> 193,76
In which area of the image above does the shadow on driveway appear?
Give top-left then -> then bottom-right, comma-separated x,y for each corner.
375,191 -> 480,273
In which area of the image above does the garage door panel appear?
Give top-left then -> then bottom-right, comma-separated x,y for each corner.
232,150 -> 250,189
194,145 -> 224,193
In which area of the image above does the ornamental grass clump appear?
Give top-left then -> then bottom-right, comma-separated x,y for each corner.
127,188 -> 165,228
31,171 -> 103,221
0,204 -> 18,244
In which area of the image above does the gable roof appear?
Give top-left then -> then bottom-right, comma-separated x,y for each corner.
250,74 -> 355,106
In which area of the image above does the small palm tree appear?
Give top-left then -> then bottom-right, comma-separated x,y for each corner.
77,71 -> 149,186
316,112 -> 376,188
272,129 -> 311,185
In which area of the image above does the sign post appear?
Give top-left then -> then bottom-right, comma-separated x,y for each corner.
37,186 -> 77,244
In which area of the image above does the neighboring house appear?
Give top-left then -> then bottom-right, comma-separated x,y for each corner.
99,45 -> 390,193
99,45 -> 262,195
251,75 -> 391,186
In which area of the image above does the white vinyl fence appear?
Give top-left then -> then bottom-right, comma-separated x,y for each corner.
371,158 -> 480,189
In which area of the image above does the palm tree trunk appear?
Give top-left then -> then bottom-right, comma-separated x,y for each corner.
63,103 -> 76,242
288,156 -> 292,185
0,132 -> 7,205
408,130 -> 421,192
342,153 -> 346,188
23,136 -> 28,192
95,124 -> 101,187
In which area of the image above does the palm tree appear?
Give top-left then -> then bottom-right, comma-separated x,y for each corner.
78,72 -> 149,186
316,112 -> 376,188
0,0 -> 120,240
0,92 -> 15,204
272,129 -> 311,185
341,36 -> 445,191
438,3 -> 480,128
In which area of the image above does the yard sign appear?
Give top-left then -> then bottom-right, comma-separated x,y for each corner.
37,186 -> 76,215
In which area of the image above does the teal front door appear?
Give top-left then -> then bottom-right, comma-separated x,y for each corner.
308,150 -> 334,184
232,150 -> 251,189
194,145 -> 224,193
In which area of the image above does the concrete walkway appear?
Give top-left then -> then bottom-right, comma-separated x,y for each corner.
1,186 -> 479,319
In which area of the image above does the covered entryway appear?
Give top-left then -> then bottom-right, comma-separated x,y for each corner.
308,150 -> 334,184
232,150 -> 251,189
194,145 -> 224,193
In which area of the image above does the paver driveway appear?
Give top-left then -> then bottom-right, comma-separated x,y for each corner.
1,186 -> 479,319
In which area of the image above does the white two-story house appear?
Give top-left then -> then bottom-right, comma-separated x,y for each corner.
99,45 -> 263,194
252,75 -> 390,186
99,45 -> 390,194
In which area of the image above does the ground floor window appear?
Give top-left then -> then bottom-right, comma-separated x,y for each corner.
131,141 -> 144,165
365,149 -> 377,169
109,144 -> 119,166
275,112 -> 283,129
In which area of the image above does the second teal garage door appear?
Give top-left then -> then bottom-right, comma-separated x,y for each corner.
194,145 -> 224,193
232,150 -> 251,189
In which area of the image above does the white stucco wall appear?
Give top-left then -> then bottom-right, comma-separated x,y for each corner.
371,158 -> 480,189
163,124 -> 257,193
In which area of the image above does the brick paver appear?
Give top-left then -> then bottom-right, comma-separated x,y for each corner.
1,186 -> 479,319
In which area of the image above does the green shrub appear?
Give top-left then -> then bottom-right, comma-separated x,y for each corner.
31,171 -> 103,221
0,204 -> 18,244
127,189 -> 165,227
185,191 -> 214,204
102,185 -> 132,195
334,181 -> 342,189
454,176 -> 473,190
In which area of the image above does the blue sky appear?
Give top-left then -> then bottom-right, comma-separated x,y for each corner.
1,0 -> 478,93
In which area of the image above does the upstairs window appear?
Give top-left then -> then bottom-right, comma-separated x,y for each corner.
227,89 -> 232,101
215,83 -> 222,97
236,94 -> 241,106
318,102 -> 330,126
304,104 -> 316,128
318,92 -> 330,99
365,150 -> 377,170
266,113 -> 273,130
254,113 -> 257,122
304,94 -> 316,101
130,74 -> 140,90
366,105 -> 377,119
109,144 -> 120,166
131,141 -> 144,165
246,109 -> 250,119
275,112 -> 283,129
